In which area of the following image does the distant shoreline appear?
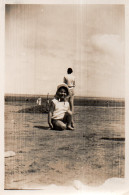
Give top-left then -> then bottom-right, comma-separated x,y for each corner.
5,94 -> 125,107
4,93 -> 124,100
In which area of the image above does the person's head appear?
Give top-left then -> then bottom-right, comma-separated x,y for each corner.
67,68 -> 73,74
56,83 -> 70,101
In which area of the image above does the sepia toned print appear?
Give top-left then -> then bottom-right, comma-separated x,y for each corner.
4,4 -> 125,191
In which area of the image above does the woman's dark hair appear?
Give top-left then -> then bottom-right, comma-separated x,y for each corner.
67,68 -> 73,74
56,87 -> 69,96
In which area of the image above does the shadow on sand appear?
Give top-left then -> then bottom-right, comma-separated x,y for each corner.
101,137 -> 125,141
34,125 -> 64,131
34,126 -> 50,130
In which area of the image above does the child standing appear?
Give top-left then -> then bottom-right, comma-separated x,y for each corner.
63,68 -> 75,127
48,83 -> 74,130
63,68 -> 75,112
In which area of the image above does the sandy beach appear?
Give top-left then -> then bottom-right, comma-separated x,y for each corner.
4,100 -> 125,189
3,3 -> 126,193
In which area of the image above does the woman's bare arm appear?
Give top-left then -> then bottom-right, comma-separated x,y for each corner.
48,101 -> 55,129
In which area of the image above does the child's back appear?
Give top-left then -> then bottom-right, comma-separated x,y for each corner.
64,73 -> 75,87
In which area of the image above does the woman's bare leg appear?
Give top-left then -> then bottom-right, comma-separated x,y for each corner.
52,120 -> 66,130
63,111 -> 74,130
69,96 -> 74,127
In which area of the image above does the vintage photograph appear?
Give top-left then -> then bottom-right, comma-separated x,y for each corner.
4,3 -> 125,192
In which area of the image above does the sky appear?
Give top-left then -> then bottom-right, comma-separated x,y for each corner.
5,4 -> 125,98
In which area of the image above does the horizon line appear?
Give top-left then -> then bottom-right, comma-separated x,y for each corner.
4,93 -> 125,100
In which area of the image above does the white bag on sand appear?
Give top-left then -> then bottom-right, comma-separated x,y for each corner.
5,151 -> 16,158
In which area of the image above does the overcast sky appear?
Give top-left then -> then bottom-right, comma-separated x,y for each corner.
5,4 -> 125,98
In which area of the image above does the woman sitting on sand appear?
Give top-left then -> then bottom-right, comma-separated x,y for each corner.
48,83 -> 74,131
